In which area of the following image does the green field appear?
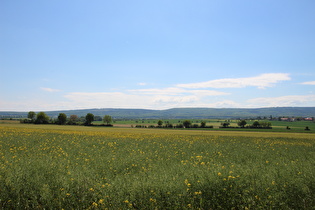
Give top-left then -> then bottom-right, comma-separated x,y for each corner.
103,119 -> 315,133
1,123 -> 315,209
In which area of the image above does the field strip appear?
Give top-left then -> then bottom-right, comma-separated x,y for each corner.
1,123 -> 315,139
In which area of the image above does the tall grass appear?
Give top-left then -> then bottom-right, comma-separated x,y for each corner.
0,125 -> 314,209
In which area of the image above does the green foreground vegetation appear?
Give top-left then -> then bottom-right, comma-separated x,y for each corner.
0,123 -> 314,209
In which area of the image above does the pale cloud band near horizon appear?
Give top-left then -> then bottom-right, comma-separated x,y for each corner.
40,87 -> 61,92
300,81 -> 315,85
247,94 -> 315,107
2,73 -> 314,111
176,73 -> 291,89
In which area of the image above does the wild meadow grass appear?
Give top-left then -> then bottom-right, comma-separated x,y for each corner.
0,124 -> 314,209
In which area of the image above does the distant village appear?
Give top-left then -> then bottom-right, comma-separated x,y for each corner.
278,117 -> 313,122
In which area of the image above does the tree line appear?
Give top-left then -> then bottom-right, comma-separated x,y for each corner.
21,111 -> 113,126
133,119 -> 273,129
220,120 -> 272,129
133,120 -> 214,129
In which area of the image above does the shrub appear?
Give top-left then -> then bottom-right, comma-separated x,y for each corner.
183,120 -> 191,128
165,123 -> 173,128
176,124 -> 184,128
192,124 -> 199,128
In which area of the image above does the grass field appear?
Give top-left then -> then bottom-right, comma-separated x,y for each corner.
1,123 -> 315,209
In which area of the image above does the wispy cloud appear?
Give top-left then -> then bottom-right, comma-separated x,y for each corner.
300,81 -> 315,85
63,87 -> 230,110
177,73 -> 291,89
40,87 -> 61,92
247,94 -> 315,107
137,82 -> 147,86
64,92 -> 151,109
129,87 -> 229,96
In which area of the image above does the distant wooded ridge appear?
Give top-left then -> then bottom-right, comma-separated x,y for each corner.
1,107 -> 315,119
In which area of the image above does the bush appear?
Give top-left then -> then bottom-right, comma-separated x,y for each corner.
165,123 -> 173,128
204,126 -> 214,128
20,119 -> 33,124
176,124 -> 184,128
200,121 -> 206,128
192,124 -> 199,128
221,122 -> 230,128
183,120 -> 192,128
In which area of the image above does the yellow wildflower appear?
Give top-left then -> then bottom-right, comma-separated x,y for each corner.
194,191 -> 202,195
150,198 -> 156,203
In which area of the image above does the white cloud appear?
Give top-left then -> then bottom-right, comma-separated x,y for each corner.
247,94 -> 315,107
137,82 -> 147,86
129,87 -> 185,95
129,87 -> 229,96
177,73 -> 291,89
62,88 -> 230,110
40,87 -> 61,92
189,90 -> 230,96
300,81 -> 315,85
207,100 -> 241,108
0,99 -> 71,111
64,92 -> 149,109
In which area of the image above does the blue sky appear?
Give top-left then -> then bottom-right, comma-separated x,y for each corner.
1,0 -> 315,111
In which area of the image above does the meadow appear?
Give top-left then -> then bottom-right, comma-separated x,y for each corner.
0,123 -> 315,209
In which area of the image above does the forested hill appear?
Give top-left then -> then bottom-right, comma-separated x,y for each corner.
1,107 -> 315,119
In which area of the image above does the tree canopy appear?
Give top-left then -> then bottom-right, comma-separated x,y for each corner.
57,113 -> 67,125
27,111 -> 36,120
85,113 -> 94,125
35,112 -> 50,124
103,115 -> 112,125
183,120 -> 192,128
238,120 -> 247,128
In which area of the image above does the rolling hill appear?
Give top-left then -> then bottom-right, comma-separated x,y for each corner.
1,107 -> 315,119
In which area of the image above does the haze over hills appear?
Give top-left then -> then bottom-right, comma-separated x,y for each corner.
1,107 -> 315,119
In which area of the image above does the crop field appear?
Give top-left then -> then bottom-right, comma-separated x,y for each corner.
0,124 -> 315,209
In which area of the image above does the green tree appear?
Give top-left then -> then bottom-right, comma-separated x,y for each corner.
69,115 -> 79,124
221,122 -> 230,128
35,112 -> 50,124
200,121 -> 206,128
57,113 -> 67,125
103,115 -> 113,125
157,120 -> 163,127
183,120 -> 191,128
27,111 -> 36,121
237,120 -> 247,128
85,113 -> 94,125
260,121 -> 272,128
252,121 -> 260,128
